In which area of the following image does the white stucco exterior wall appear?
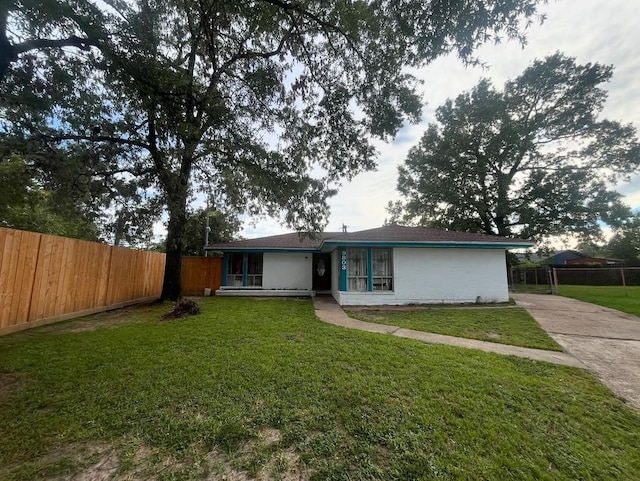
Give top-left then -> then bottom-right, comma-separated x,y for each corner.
335,247 -> 509,306
262,252 -> 313,290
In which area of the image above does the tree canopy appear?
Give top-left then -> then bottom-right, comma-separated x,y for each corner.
392,53 -> 640,240
607,214 -> 640,266
182,206 -> 241,257
1,0 -> 545,299
0,155 -> 99,239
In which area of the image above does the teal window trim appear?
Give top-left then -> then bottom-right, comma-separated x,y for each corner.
367,248 -> 373,292
342,246 -> 394,292
339,247 -> 347,291
222,253 -> 228,286
242,253 -> 248,286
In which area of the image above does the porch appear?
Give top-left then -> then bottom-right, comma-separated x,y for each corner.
215,286 -> 316,297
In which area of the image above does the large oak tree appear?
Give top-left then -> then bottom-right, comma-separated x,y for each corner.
1,0 -> 545,299
392,53 -> 640,239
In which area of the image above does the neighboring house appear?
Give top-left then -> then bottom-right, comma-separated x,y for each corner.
547,250 -> 624,267
205,225 -> 532,306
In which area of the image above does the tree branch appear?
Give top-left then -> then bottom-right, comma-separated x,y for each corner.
13,35 -> 99,57
219,25 -> 294,73
98,166 -> 155,177
38,133 -> 150,150
258,0 -> 363,61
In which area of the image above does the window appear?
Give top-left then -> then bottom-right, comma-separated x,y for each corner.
372,249 -> 393,291
347,248 -> 368,291
226,253 -> 263,287
227,253 -> 244,286
344,247 -> 393,292
246,253 -> 263,286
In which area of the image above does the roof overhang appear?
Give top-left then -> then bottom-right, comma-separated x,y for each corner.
207,240 -> 533,252
204,247 -> 319,253
321,240 -> 533,249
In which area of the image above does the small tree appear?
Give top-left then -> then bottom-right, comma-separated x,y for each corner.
392,53 -> 640,240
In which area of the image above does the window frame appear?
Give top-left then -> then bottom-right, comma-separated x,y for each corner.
245,253 -> 263,287
225,252 -> 263,287
344,247 -> 393,292
371,248 -> 393,291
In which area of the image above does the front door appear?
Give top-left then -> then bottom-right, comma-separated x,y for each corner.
312,253 -> 332,291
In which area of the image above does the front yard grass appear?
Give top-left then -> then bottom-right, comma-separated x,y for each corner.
557,285 -> 640,317
348,306 -> 562,351
1,298 -> 639,480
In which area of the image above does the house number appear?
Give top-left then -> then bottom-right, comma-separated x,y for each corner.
341,250 -> 347,270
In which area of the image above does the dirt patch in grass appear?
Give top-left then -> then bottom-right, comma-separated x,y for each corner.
203,431 -> 309,479
258,428 -> 282,446
0,442 -> 118,481
258,447 -> 309,481
203,430 -> 310,481
0,372 -> 22,397
8,303 -> 165,337
8,434 -> 311,481
70,449 -> 119,481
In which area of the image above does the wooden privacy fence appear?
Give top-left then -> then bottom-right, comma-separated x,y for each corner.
181,256 -> 222,296
0,227 -> 166,335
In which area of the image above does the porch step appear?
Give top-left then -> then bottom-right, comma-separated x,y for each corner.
215,288 -> 315,297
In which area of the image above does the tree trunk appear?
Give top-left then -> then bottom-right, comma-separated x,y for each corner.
495,173 -> 509,237
161,183 -> 189,301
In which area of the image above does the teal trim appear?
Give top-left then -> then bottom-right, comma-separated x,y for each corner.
367,248 -> 373,292
206,241 -> 532,253
222,253 -> 228,286
339,247 -> 347,291
322,240 -> 531,249
242,253 -> 248,286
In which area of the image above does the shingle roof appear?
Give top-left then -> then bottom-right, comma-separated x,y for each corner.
205,232 -> 343,251
325,225 -> 524,244
205,225 -> 532,251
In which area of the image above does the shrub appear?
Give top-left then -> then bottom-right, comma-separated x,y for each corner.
161,299 -> 201,320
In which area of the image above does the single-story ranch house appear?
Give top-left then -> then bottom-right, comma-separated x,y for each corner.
204,225 -> 532,306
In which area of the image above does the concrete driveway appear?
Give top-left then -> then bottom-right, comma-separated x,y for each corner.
513,292 -> 640,411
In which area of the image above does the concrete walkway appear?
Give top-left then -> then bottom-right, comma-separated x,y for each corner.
513,293 -> 640,411
312,296 -> 584,368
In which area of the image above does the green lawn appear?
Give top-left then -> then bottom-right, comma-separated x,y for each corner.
348,306 -> 562,351
557,285 -> 640,317
1,298 -> 639,480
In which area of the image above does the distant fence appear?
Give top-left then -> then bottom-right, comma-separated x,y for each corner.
0,227 -> 166,335
510,266 -> 551,287
181,256 -> 222,296
510,265 -> 640,291
552,266 -> 640,287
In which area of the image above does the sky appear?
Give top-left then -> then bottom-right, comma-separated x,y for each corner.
184,0 -> 640,243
